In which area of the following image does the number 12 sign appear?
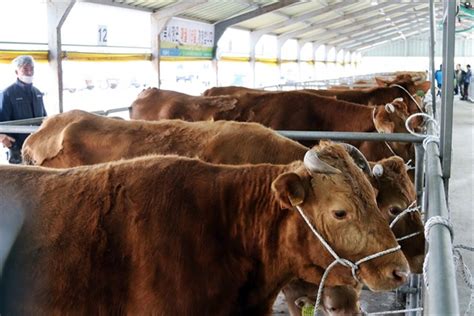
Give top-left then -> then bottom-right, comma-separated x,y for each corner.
98,25 -> 108,46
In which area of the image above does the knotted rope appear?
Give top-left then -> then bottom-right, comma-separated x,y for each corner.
423,216 -> 474,315
294,205 -> 402,316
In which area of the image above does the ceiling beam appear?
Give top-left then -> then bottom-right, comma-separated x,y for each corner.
327,14 -> 429,47
80,0 -> 153,12
301,6 -> 434,46
349,27 -> 430,51
213,0 -> 300,48
338,22 -> 425,50
301,10 -> 416,45
151,1 -> 208,19
277,1 -> 401,43
249,0 -> 357,40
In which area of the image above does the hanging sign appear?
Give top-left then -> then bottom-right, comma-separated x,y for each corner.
98,25 -> 108,46
160,18 -> 214,58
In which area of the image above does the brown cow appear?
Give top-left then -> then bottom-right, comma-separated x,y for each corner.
0,143 -> 409,314
301,78 -> 430,115
130,87 -> 239,121
22,110 -> 424,271
130,89 -> 416,163
23,110 -> 306,168
285,282 -> 363,316
202,77 -> 429,115
23,111 -> 424,315
283,155 -> 423,316
202,85 -> 264,96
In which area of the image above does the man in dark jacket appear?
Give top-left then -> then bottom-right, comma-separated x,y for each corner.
0,55 -> 47,164
461,64 -> 471,101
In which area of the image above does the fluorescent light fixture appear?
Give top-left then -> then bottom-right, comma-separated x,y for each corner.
371,1 -> 378,5
385,17 -> 391,21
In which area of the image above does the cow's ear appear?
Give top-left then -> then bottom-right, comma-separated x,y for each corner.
373,107 -> 395,133
272,172 -> 306,210
416,81 -> 431,93
375,77 -> 390,87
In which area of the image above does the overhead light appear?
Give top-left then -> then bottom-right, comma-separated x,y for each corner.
371,1 -> 378,5
385,17 -> 391,21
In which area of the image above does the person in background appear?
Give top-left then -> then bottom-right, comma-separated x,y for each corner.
434,64 -> 443,96
461,64 -> 471,101
0,55 -> 47,164
454,64 -> 465,96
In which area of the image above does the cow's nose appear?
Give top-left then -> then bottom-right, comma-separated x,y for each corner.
391,268 -> 409,285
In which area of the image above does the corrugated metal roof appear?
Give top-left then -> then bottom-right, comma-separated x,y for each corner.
83,0 -> 450,52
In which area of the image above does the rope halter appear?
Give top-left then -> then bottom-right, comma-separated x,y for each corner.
294,205 -> 402,315
389,201 -> 423,242
390,83 -> 424,113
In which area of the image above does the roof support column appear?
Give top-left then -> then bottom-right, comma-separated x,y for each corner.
297,40 -> 304,82
47,0 -> 76,114
276,37 -> 286,85
150,15 -> 169,88
249,33 -> 260,88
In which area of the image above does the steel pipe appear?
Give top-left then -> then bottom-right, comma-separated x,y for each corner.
277,131 -> 424,143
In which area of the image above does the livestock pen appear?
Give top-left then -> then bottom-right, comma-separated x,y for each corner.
0,0 -> 472,314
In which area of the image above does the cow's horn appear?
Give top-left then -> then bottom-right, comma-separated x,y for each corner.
373,164 -> 384,177
339,143 -> 372,177
394,97 -> 404,102
385,103 -> 395,113
304,150 -> 340,174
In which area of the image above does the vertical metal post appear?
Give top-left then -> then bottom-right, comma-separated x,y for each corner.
439,0 -> 456,193
414,143 -> 425,204
429,0 -> 437,115
406,274 -> 421,316
47,0 -> 76,114
406,143 -> 425,316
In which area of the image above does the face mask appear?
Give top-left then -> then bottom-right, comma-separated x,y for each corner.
19,75 -> 33,84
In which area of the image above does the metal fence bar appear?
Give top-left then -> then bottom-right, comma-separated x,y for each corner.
424,130 -> 459,314
0,117 -> 45,126
277,131 -> 424,143
0,125 -> 39,134
414,144 -> 425,204
429,0 -> 437,115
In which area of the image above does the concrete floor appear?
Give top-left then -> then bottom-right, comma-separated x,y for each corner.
273,97 -> 474,315
448,97 -> 474,314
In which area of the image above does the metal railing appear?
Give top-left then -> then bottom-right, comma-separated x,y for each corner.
261,72 -> 395,91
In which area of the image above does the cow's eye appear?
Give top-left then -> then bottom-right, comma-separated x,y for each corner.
332,210 -> 347,219
389,206 -> 403,216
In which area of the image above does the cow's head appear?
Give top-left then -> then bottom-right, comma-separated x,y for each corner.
375,77 -> 431,114
370,157 -> 425,273
372,98 -> 415,162
271,142 -> 409,291
293,284 -> 362,316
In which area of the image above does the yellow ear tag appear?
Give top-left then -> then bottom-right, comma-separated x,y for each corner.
301,304 -> 315,316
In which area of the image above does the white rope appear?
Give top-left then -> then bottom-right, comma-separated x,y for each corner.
453,245 -> 474,315
294,205 -> 401,315
389,201 -> 423,242
404,112 -> 439,138
422,216 -> 454,289
405,159 -> 415,171
390,83 -> 424,113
